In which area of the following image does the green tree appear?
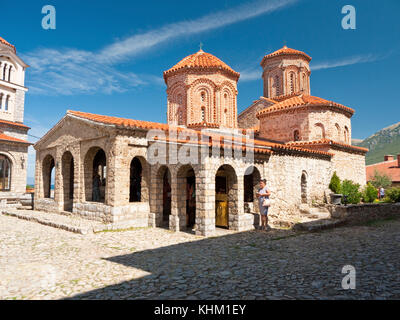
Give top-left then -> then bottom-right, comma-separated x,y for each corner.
329,171 -> 342,194
362,182 -> 378,203
370,169 -> 392,189
386,188 -> 400,203
342,180 -> 362,204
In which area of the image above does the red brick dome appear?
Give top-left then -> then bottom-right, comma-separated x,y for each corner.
164,49 -> 240,81
261,45 -> 311,66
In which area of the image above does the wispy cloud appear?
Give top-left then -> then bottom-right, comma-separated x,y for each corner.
23,0 -> 297,96
311,54 -> 383,71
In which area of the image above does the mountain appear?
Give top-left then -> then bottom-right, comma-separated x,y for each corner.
354,122 -> 400,165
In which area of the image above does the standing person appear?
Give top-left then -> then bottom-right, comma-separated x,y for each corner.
92,171 -> 101,202
257,179 -> 271,231
379,186 -> 385,200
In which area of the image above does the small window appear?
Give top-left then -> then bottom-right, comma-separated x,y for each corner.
201,108 -> 205,121
200,91 -> 206,102
5,96 -> 9,111
294,130 -> 300,142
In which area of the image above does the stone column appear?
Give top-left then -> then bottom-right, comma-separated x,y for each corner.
169,170 -> 180,232
195,164 -> 216,236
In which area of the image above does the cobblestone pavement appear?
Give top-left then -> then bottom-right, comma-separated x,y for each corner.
1,214 -> 399,300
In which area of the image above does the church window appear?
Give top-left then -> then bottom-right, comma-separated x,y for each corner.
201,107 -> 205,121
275,75 -> 280,96
289,72 -> 295,94
0,93 -> 3,110
2,64 -> 7,81
200,91 -> 206,102
5,96 -> 9,111
294,130 -> 300,141
8,66 -> 12,82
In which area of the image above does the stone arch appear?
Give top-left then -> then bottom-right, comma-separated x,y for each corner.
168,82 -> 186,124
215,164 -> 238,229
335,123 -> 341,141
189,78 -> 217,123
0,153 -> 12,191
244,165 -> 261,213
344,126 -> 350,143
129,156 -> 149,203
83,147 -> 107,203
301,171 -> 308,204
155,165 -> 172,225
314,123 -> 326,139
61,151 -> 74,211
177,164 -> 197,229
221,87 -> 233,126
42,154 -> 55,199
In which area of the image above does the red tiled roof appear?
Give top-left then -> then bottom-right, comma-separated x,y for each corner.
366,159 -> 400,183
0,36 -> 16,52
286,139 -> 369,154
0,132 -> 30,144
163,49 -> 240,81
67,110 -> 332,157
256,94 -> 355,118
0,119 -> 30,129
261,45 -> 311,66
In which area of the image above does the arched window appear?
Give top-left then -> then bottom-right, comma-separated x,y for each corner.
289,72 -> 296,94
302,73 -> 307,91
344,126 -> 350,143
335,123 -> 341,141
294,130 -> 300,141
8,66 -> 12,82
0,93 -> 3,110
2,64 -> 7,81
314,123 -> 325,139
0,155 -> 11,191
201,107 -> 205,121
5,96 -> 9,111
200,91 -> 206,103
275,75 -> 280,96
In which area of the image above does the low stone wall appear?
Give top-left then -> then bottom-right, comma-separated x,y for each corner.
330,203 -> 400,225
73,201 -> 150,226
34,198 -> 59,213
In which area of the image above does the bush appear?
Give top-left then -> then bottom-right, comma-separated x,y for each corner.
385,188 -> 400,203
341,180 -> 362,204
329,172 -> 342,194
362,182 -> 378,203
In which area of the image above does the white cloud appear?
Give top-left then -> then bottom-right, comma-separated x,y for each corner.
23,0 -> 297,96
311,54 -> 382,71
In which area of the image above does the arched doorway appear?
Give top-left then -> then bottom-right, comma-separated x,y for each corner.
84,147 -> 106,203
177,165 -> 196,229
244,166 -> 261,213
156,166 -> 171,225
301,171 -> 307,204
0,154 -> 12,191
215,165 -> 238,229
42,154 -> 55,199
61,151 -> 74,211
130,157 -> 142,202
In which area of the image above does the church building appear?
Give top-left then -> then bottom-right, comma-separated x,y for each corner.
33,46 -> 368,236
0,36 -> 30,199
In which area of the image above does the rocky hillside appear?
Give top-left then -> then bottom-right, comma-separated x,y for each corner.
353,122 -> 400,165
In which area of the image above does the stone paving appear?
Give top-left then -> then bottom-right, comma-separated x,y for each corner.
0,214 -> 399,300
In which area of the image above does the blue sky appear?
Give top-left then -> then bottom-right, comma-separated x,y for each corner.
1,0 -> 400,181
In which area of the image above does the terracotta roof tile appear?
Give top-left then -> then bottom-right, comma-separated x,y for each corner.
287,139 -> 368,154
0,36 -> 16,52
0,132 -> 30,144
67,110 -> 331,157
366,159 -> 400,183
0,119 -> 30,129
163,49 -> 240,81
256,94 -> 355,118
261,45 -> 311,66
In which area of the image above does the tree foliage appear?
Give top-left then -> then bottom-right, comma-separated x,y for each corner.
370,169 -> 392,189
341,180 -> 362,204
329,171 -> 342,194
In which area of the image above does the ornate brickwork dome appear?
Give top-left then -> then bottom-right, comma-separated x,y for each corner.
0,36 -> 16,53
261,45 -> 311,66
163,49 -> 240,82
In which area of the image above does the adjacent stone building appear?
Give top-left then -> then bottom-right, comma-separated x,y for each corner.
33,46 -> 368,236
0,36 -> 31,202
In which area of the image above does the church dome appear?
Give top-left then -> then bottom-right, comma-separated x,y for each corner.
261,45 -> 311,67
163,49 -> 240,82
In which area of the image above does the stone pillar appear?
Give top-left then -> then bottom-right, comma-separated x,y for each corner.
195,164 -> 215,236
169,170 -> 180,232
54,150 -> 63,212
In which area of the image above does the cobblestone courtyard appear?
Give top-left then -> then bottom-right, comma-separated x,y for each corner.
1,214 -> 399,300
